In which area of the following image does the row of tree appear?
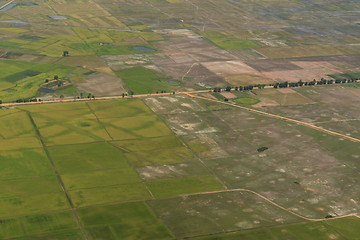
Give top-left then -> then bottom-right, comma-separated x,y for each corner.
214,78 -> 359,93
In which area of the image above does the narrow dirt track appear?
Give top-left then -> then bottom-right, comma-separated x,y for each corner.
176,188 -> 360,222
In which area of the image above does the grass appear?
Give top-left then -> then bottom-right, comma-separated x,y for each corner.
0,211 -> 82,240
0,27 -> 162,57
0,218 -> 23,239
0,148 -> 53,179
78,201 -> 173,240
326,216 -> 360,240
48,142 -> 131,173
115,67 -> 174,94
100,113 -> 173,140
87,99 -> 153,118
328,72 -> 360,81
206,37 -> 260,50
111,136 -> 196,166
269,221 -> 341,240
124,146 -> 194,166
0,111 -> 36,139
146,175 -> 224,198
0,59 -> 84,102
31,107 -> 112,145
0,191 -> 69,217
23,211 -> 78,235
62,168 -> 142,190
68,183 -> 151,207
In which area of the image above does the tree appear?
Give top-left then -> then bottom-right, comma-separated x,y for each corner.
54,75 -> 59,80
122,93 -> 125,98
225,86 -> 231,92
63,51 -> 69,57
0,100 -> 2,104
45,79 -> 49,83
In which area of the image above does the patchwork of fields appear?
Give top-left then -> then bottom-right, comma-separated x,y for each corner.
0,0 -> 360,239
0,0 -> 360,101
0,84 -> 358,239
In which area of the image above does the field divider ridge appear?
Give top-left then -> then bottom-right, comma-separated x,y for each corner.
24,111 -> 89,240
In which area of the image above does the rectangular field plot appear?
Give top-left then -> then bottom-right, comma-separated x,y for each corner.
268,221 -> 342,240
62,168 -> 141,190
0,211 -> 82,239
87,99 -> 153,119
0,218 -> 23,239
21,229 -> 84,240
19,102 -> 89,113
68,183 -> 151,208
23,211 -> 78,235
0,148 -> 53,179
0,111 -> 36,139
326,216 -> 360,240
148,191 -> 302,239
111,135 -> 195,166
78,202 -> 172,240
31,108 -> 111,146
0,136 -> 42,151
0,176 -> 69,217
252,88 -> 313,105
48,142 -> 131,173
123,146 -> 194,167
100,114 -> 172,140
0,191 -> 69,217
137,161 -> 211,181
146,175 -> 224,198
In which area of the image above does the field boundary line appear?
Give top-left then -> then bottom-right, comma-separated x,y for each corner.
23,111 -> 89,240
185,93 -> 360,143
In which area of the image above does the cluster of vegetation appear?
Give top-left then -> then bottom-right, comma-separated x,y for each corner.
213,78 -> 359,94
15,98 -> 39,103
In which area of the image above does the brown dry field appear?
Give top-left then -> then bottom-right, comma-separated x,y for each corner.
221,92 -> 237,99
76,72 -> 126,96
224,74 -> 274,86
261,61 -> 344,82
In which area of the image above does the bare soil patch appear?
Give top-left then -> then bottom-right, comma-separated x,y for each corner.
224,74 -> 273,86
262,61 -> 343,82
245,59 -> 303,72
202,60 -> 259,77
278,88 -> 297,94
221,92 -> 237,99
76,73 -> 126,96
